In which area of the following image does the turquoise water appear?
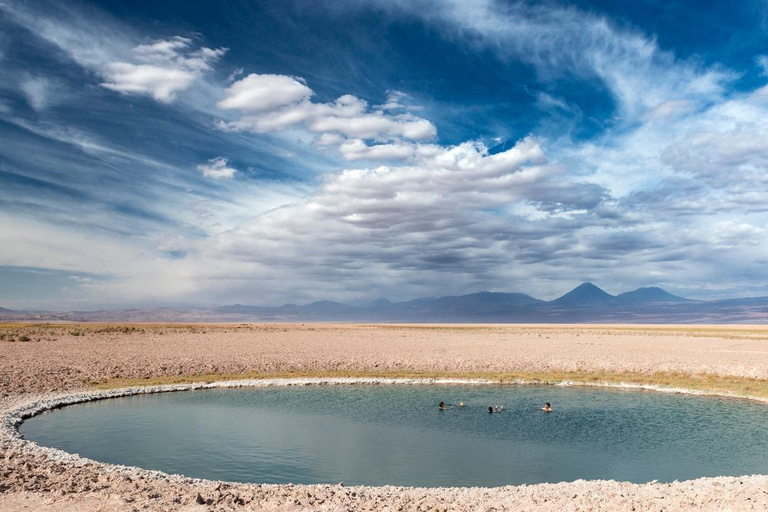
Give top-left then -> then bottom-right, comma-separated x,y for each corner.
20,385 -> 768,487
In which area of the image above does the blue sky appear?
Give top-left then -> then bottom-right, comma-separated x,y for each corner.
2,0 -> 768,309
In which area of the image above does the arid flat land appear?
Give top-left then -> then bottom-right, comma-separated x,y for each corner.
4,323 -> 768,511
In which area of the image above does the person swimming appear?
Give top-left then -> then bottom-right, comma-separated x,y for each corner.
488,406 -> 494,413
458,401 -> 465,407
439,401 -> 447,410
493,405 -> 504,412
542,402 -> 552,412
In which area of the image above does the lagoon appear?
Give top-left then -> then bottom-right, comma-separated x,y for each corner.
20,385 -> 768,487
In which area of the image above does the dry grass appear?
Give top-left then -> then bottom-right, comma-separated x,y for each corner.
89,369 -> 768,399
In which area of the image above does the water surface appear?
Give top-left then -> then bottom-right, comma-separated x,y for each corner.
21,385 -> 768,487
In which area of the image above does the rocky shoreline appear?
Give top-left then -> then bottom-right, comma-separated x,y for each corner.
3,378 -> 768,511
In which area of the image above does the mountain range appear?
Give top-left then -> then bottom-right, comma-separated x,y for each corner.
2,282 -> 768,323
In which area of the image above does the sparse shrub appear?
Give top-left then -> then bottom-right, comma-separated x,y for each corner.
70,330 -> 81,336
18,335 -> 30,342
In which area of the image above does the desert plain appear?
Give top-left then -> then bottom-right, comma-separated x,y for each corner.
3,323 -> 768,511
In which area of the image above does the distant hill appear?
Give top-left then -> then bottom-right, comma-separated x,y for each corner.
404,291 -> 542,310
617,287 -> 690,304
3,283 -> 768,323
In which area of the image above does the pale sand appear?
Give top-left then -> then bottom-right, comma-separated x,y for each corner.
3,323 -> 768,511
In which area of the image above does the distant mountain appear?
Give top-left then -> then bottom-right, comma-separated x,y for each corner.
413,291 -> 542,308
215,304 -> 264,314
617,287 -> 690,304
4,283 -> 768,324
551,282 -> 618,307
300,301 -> 351,313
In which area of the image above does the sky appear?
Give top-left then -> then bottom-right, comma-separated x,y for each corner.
2,0 -> 768,310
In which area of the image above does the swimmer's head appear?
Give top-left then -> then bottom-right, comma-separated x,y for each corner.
488,406 -> 493,413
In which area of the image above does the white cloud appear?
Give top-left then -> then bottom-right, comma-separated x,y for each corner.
197,157 -> 237,179
217,74 -> 437,143
378,90 -> 418,111
101,37 -> 226,103
133,36 -> 191,62
217,74 -> 313,111
313,133 -> 346,146
339,139 -> 415,161
101,63 -> 198,102
710,221 -> 765,247
19,76 -> 53,111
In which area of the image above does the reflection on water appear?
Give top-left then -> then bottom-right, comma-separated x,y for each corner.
20,385 -> 768,487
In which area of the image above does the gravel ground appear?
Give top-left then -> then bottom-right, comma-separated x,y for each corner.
3,323 -> 768,511
4,323 -> 768,395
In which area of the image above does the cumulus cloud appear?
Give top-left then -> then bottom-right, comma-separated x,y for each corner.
101,63 -> 198,103
101,36 -> 227,102
217,74 -> 437,143
197,157 -> 237,179
217,73 -> 313,111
